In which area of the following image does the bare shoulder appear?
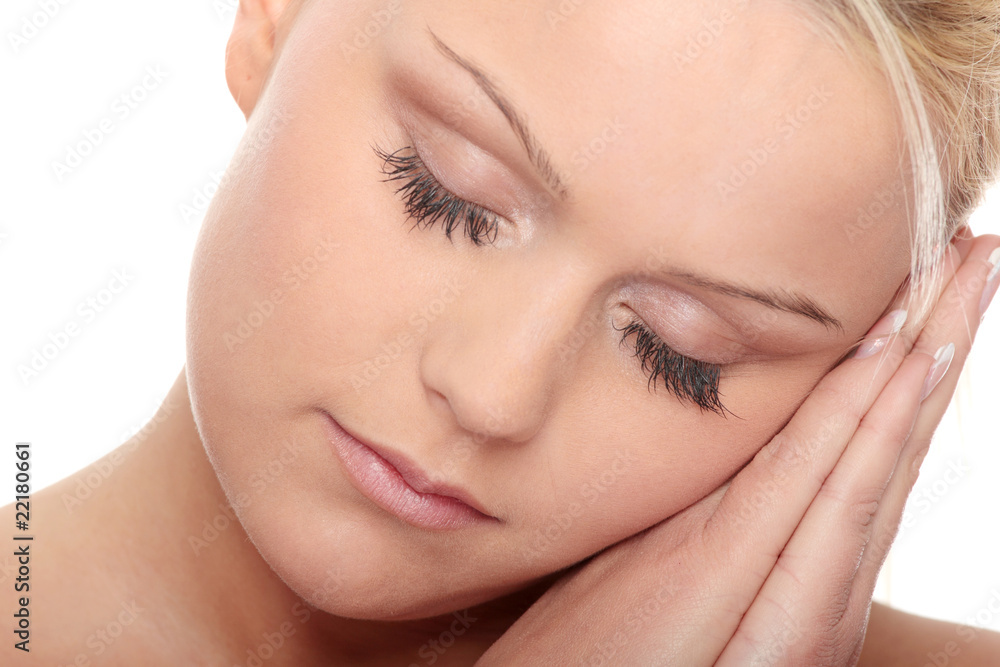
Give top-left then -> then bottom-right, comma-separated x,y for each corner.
0,466 -> 108,664
860,600 -> 1000,666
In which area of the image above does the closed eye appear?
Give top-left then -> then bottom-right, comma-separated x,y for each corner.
376,142 -> 731,416
374,142 -> 503,247
614,317 -> 732,417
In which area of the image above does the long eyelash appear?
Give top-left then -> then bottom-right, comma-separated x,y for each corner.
614,319 -> 730,417
374,143 -> 501,247
374,144 -> 728,416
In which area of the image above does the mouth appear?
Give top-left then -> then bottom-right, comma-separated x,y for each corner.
321,410 -> 499,530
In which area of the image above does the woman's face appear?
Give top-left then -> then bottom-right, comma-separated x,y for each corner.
186,0 -> 912,619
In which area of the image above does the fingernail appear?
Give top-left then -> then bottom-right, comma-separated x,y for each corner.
920,342 -> 955,402
979,247 -> 1000,320
854,309 -> 908,360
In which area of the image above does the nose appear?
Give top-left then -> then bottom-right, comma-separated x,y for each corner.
418,257 -> 596,444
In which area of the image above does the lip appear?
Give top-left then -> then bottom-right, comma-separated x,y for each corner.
321,411 -> 498,530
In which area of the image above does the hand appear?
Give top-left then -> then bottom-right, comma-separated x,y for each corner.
476,233 -> 1000,667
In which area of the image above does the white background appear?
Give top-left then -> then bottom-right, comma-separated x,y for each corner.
2,0 -> 999,632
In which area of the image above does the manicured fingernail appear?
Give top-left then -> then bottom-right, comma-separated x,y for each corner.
855,309 -> 908,359
979,247 -> 1000,320
920,342 -> 955,402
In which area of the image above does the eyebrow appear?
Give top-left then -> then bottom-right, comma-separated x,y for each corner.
428,30 -> 569,200
426,31 -> 842,334
665,270 -> 845,333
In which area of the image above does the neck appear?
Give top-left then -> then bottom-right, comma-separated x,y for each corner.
49,368 -> 553,665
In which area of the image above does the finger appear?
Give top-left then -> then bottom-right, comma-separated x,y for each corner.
704,235 -> 961,539
861,236 -> 999,580
692,314 -> 909,628
702,295 -> 915,569
716,345 -> 933,666
722,237 -> 997,664
904,234 -> 1000,439
849,235 -> 1000,600
698,240 -> 961,611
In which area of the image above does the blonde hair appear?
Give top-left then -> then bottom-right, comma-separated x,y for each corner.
804,0 -> 1000,329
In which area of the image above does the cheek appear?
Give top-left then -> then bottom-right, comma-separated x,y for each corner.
185,16 -> 481,615
184,14 -> 552,621
185,16 -> 426,416
523,360 -> 834,568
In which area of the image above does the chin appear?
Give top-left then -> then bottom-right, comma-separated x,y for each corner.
295,567 -> 520,623
241,507 -> 521,623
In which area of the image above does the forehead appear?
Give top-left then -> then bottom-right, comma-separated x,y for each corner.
357,0 -> 910,324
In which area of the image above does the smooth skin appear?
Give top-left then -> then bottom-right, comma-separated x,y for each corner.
476,234 -> 1000,665
5,0 -> 1000,664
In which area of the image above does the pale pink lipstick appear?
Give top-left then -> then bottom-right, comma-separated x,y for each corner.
322,411 -> 497,530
